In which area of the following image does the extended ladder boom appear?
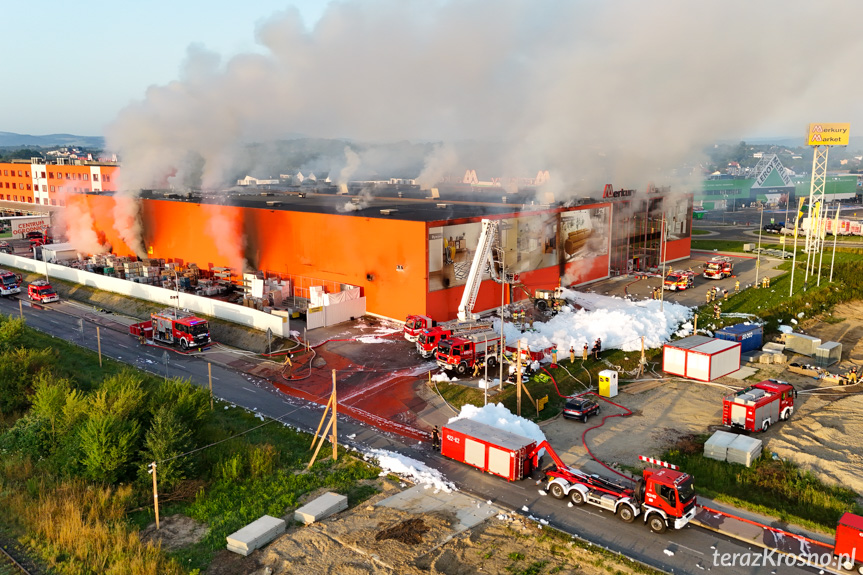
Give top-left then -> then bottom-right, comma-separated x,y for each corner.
457,219 -> 499,322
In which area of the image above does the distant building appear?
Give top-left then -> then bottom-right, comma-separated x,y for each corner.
0,157 -> 119,207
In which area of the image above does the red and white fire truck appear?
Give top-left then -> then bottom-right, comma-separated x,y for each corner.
416,323 -> 495,359
703,257 -> 734,280
663,270 -> 695,291
722,379 -> 796,432
130,309 -> 211,349
27,280 -> 60,303
440,419 -> 698,534
0,269 -> 22,296
436,330 -> 500,375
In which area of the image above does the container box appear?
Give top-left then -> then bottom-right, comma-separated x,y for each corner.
441,419 -> 536,481
815,341 -> 842,367
598,370 -> 618,398
784,333 -> 822,356
663,336 -> 741,381
715,323 -> 763,354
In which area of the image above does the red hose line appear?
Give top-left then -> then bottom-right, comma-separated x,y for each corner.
542,367 -> 633,481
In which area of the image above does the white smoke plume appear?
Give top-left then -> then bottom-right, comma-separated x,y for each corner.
337,146 -> 362,185
106,0 -> 863,200
60,201 -> 110,255
112,192 -> 147,258
204,206 -> 249,274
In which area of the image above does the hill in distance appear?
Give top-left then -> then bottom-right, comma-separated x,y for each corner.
0,132 -> 104,148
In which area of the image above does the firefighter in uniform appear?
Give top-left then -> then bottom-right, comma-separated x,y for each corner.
713,304 -> 721,319
582,343 -> 589,361
431,426 -> 440,450
735,280 -> 740,292
570,346 -> 575,364
705,290 -> 711,304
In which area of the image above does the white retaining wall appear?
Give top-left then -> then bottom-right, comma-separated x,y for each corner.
306,297 -> 367,330
0,254 -> 290,337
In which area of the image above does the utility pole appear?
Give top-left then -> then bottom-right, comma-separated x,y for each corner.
516,339 -> 522,417
659,215 -> 666,312
97,326 -> 102,367
789,197 -> 805,297
149,462 -> 160,530
208,363 -> 214,410
483,334 -> 488,406
498,244 -> 506,390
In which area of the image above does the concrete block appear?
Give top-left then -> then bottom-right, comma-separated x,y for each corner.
762,342 -> 785,353
743,243 -> 755,252
772,353 -> 787,365
759,353 -> 772,364
226,515 -> 285,555
294,492 -> 348,525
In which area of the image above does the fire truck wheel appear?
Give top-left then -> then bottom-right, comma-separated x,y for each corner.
456,363 -> 467,376
487,356 -> 498,369
180,339 -> 189,350
648,515 -> 667,534
781,407 -> 793,421
536,300 -> 548,313
617,505 -> 635,523
762,419 -> 770,432
569,490 -> 585,506
548,483 -> 566,499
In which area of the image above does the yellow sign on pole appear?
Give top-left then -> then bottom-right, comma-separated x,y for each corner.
536,395 -> 548,411
807,123 -> 850,146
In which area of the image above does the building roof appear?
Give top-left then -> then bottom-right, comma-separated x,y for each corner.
132,188 -> 607,224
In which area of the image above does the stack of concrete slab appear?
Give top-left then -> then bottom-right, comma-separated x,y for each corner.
704,430 -> 739,462
726,435 -> 763,467
294,492 -> 348,525
226,515 -> 286,556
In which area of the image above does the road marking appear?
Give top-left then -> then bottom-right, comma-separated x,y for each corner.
581,510 -> 605,519
242,387 -> 257,393
672,542 -> 704,556
117,344 -> 129,349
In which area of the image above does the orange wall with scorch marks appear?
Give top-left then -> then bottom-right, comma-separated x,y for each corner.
76,195 -> 429,320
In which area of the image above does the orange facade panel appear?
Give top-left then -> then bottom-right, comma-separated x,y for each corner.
74,194 -> 428,320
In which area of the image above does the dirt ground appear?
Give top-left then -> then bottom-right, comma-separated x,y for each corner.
542,300 -> 863,495
202,479 -> 651,575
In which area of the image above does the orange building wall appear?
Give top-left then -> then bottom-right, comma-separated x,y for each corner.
664,237 -> 691,263
73,194 -> 429,321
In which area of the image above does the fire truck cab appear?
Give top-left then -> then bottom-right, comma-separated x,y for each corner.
0,269 -> 22,296
404,314 -> 435,342
703,257 -> 733,280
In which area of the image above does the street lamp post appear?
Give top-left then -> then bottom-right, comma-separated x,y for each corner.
754,204 -> 764,288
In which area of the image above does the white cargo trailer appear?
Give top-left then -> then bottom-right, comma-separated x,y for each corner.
663,336 -> 741,381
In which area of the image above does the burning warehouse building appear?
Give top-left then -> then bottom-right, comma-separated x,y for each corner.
66,185 -> 692,322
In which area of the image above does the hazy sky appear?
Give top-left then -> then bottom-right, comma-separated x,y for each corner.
3,1 -> 328,136
6,1 -> 863,198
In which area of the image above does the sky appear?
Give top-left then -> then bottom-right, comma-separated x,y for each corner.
2,1 -> 329,136
5,1 -> 863,199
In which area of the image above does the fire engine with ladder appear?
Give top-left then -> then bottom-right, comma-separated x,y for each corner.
405,218 -> 501,344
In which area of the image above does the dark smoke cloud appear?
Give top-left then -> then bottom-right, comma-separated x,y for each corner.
106,0 -> 863,199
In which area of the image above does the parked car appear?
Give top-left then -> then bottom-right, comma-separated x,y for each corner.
763,222 -> 784,233
0,241 -> 12,254
563,396 -> 601,423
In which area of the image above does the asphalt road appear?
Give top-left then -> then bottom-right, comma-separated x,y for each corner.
0,295 -> 830,575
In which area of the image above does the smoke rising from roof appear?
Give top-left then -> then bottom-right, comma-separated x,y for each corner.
105,0 -> 863,198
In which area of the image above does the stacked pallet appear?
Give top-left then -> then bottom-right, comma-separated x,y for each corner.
225,515 -> 286,556
294,492 -> 348,525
